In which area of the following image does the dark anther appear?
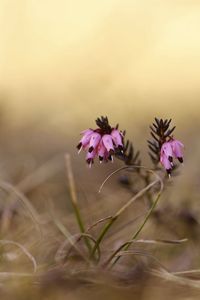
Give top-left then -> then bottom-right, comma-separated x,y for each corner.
178,157 -> 183,163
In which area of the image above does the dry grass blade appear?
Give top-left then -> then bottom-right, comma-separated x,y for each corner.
0,180 -> 42,235
91,167 -> 163,259
152,269 -> 200,289
0,272 -> 34,280
48,199 -> 90,263
86,216 -> 113,233
16,154 -> 63,194
114,179 -> 158,217
113,167 -> 163,218
55,233 -> 101,263
115,250 -> 168,272
0,155 -> 63,234
99,165 -> 163,193
65,153 -> 78,206
104,238 -> 187,267
131,238 -> 188,245
0,240 -> 37,272
106,212 -> 147,240
65,153 -> 92,253
173,269 -> 200,276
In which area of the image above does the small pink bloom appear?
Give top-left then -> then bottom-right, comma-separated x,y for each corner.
161,142 -> 173,162
102,134 -> 114,153
77,129 -> 94,152
171,139 -> 184,163
160,139 -> 184,173
160,152 -> 173,173
77,117 -> 124,166
111,129 -> 123,149
97,140 -> 107,162
88,132 -> 101,153
86,150 -> 96,167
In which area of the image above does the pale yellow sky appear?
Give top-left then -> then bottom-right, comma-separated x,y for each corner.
0,0 -> 200,126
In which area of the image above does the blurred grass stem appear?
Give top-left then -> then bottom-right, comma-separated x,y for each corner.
65,154 -> 92,254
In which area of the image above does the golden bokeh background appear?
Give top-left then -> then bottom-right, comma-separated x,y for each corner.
1,0 -> 200,129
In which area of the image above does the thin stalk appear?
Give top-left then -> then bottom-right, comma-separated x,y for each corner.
90,177 -> 161,259
110,192 -> 161,267
65,154 -> 92,254
90,217 -> 116,259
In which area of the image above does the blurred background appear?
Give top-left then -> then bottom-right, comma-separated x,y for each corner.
0,0 -> 199,204
1,0 -> 200,126
0,1 -> 200,299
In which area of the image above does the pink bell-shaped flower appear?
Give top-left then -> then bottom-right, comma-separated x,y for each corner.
102,134 -> 115,153
171,139 -> 184,163
111,129 -> 123,150
160,151 -> 173,174
88,132 -> 101,153
160,142 -> 173,162
97,140 -> 107,162
77,129 -> 94,152
86,150 -> 96,167
160,139 -> 184,173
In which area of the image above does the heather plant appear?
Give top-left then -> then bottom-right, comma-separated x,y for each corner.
73,116 -> 185,267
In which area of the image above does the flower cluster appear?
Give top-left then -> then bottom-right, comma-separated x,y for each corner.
77,116 -> 184,174
160,139 -> 184,174
148,118 -> 184,174
77,117 -> 124,166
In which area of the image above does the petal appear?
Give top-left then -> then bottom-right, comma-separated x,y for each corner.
171,139 -> 184,160
86,150 -> 97,167
161,142 -> 173,159
88,133 -> 101,153
78,129 -> 94,150
97,140 -> 107,161
81,129 -> 93,136
160,152 -> 173,171
102,134 -> 114,153
111,129 -> 123,148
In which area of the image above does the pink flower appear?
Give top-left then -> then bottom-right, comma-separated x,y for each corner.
161,142 -> 173,162
77,129 -> 93,152
160,139 -> 184,173
86,149 -> 97,167
160,150 -> 173,173
77,117 -> 124,165
102,134 -> 114,153
88,132 -> 101,153
111,129 -> 123,150
171,139 -> 184,163
97,140 -> 107,162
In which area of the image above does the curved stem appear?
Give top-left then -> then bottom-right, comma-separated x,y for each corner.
90,178 -> 161,260
109,192 -> 161,267
90,217 -> 116,259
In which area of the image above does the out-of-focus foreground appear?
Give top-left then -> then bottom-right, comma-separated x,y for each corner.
0,0 -> 200,299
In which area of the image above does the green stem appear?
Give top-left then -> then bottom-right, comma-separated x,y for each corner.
110,192 -> 161,267
71,201 -> 93,253
90,217 -> 116,259
90,178 -> 161,260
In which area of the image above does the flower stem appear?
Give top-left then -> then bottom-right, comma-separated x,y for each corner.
109,192 -> 161,267
65,154 -> 92,254
90,217 -> 116,259
90,178 -> 161,260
